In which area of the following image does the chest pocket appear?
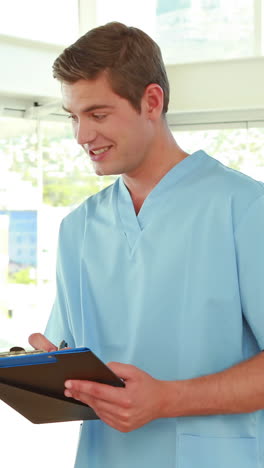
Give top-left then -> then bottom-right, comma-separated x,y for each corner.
177,433 -> 257,468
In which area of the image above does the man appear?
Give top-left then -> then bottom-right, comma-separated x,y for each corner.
29,22 -> 264,468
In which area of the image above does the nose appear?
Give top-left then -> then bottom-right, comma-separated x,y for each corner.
75,120 -> 97,145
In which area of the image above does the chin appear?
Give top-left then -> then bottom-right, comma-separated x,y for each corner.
93,162 -> 123,177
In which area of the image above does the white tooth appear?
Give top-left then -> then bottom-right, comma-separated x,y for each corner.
93,146 -> 109,155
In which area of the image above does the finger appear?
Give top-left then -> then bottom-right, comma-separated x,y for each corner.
28,333 -> 57,352
65,380 -> 128,407
64,387 -> 135,432
64,389 -> 132,432
94,400 -> 132,424
65,388 -> 129,421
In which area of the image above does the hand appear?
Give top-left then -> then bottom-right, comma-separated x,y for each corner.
28,333 -> 57,352
64,362 -> 167,432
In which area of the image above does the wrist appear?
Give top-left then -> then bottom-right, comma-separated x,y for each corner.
157,380 -> 183,419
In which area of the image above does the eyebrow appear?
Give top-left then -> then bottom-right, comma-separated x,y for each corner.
62,104 -> 114,113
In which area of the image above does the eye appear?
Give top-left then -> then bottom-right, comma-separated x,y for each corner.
92,113 -> 107,121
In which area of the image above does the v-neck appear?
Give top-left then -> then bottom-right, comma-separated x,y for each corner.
115,150 -> 207,250
116,176 -> 141,249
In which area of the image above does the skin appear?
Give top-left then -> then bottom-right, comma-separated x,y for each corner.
29,73 -> 264,432
29,332 -> 264,433
61,73 -> 188,213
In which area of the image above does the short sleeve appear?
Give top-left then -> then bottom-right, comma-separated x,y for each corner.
44,219 -> 77,348
235,195 -> 264,349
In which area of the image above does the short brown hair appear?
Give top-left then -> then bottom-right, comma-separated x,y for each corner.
53,22 -> 169,114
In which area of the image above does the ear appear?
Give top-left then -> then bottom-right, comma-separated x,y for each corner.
142,83 -> 164,120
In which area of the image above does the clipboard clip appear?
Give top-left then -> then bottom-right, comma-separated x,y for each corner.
0,339 -> 68,358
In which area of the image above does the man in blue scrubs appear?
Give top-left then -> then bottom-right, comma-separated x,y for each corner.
30,22 -> 264,468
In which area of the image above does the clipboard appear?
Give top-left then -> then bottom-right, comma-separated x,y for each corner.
0,347 -> 125,424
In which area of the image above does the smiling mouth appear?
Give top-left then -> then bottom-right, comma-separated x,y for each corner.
89,146 -> 112,159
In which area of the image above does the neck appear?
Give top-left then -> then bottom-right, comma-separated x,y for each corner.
122,129 -> 189,214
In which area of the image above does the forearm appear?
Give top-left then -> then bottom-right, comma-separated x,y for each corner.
161,352 -> 264,418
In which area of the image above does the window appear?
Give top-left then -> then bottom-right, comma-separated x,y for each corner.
157,0 -> 192,13
0,115 -> 116,466
1,117 -> 263,351
1,117 -> 263,468
156,0 -> 256,63
0,116 -> 116,350
96,0 -> 262,63
201,0 -> 220,8
173,126 -> 264,181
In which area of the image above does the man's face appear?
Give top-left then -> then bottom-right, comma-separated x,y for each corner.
61,74 -> 155,176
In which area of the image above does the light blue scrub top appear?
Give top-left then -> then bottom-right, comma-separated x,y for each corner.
45,151 -> 264,468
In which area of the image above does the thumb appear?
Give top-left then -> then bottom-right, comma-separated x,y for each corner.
28,333 -> 57,352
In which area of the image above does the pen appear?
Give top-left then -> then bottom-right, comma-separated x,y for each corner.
58,340 -> 68,350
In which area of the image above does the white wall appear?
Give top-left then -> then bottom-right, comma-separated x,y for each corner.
0,35 -> 62,102
167,57 -> 264,113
